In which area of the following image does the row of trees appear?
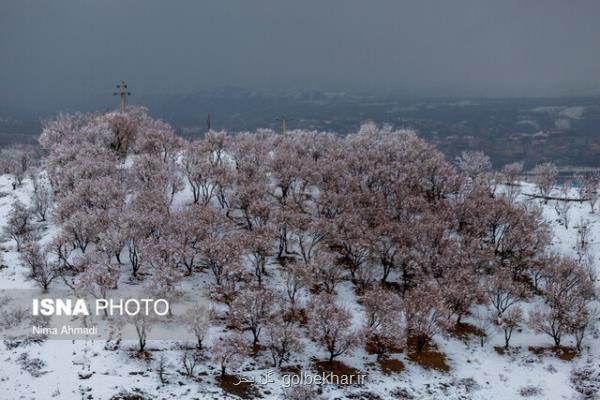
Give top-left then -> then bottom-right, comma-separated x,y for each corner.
531,161 -> 600,211
2,108 -> 597,377
0,146 -> 34,189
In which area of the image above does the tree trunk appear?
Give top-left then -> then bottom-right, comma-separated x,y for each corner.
252,328 -> 260,344
416,336 -> 427,353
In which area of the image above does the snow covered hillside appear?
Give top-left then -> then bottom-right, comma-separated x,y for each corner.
0,111 -> 599,400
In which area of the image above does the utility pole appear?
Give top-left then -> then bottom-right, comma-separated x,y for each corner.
113,81 -> 131,112
207,113 -> 211,131
276,117 -> 289,135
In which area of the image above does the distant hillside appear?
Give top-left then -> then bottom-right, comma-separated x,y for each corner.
2,89 -> 600,168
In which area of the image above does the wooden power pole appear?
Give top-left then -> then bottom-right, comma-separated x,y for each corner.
113,81 -> 131,112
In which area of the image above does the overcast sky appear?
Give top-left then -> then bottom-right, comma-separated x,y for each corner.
2,0 -> 600,108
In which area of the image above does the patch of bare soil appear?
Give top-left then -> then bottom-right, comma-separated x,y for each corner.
217,374 -> 260,399
449,322 -> 485,343
284,307 -> 308,327
364,338 -> 403,356
406,339 -> 450,372
312,358 -> 368,386
376,358 -> 405,375
494,345 -> 522,356
528,346 -> 577,361
250,343 -> 264,357
129,350 -> 153,361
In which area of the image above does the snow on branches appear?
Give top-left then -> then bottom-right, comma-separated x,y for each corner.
28,108 -> 597,372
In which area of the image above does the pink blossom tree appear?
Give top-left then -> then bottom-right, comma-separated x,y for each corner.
307,293 -> 359,365
361,287 -> 404,360
532,162 -> 558,202
485,267 -> 529,320
77,256 -> 119,315
265,316 -> 303,367
498,306 -> 523,349
575,170 -> 600,213
211,333 -> 250,377
181,304 -> 212,350
282,258 -> 312,308
310,248 -> 344,294
229,287 -> 275,344
529,257 -> 596,347
20,242 -> 58,292
3,200 -> 34,252
403,286 -> 450,352
456,150 -> 491,180
30,172 -> 52,222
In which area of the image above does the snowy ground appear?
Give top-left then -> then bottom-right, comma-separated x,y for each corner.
0,175 -> 599,400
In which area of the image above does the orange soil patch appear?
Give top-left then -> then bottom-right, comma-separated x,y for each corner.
377,358 -> 405,375
283,307 -> 308,327
528,346 -> 577,361
449,322 -> 485,342
364,338 -> 404,356
406,338 -> 450,372
312,359 -> 368,386
249,343 -> 264,357
279,365 -> 301,375
217,375 -> 259,399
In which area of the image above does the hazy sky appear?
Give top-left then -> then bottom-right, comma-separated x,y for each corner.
2,0 -> 600,108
